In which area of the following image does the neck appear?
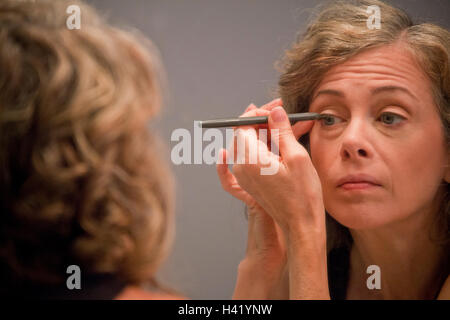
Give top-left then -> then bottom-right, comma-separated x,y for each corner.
346,195 -> 448,299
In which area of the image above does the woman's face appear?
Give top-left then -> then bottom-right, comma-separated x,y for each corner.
308,43 -> 449,230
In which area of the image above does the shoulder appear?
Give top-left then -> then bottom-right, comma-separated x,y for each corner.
114,285 -> 186,300
437,275 -> 450,300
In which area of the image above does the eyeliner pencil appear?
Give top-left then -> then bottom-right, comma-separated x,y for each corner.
199,112 -> 325,128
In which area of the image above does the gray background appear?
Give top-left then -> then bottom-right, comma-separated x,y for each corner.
86,0 -> 449,299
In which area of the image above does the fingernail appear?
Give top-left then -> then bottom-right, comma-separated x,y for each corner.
272,98 -> 282,105
271,106 -> 286,122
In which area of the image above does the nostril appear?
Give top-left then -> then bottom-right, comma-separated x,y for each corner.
341,148 -> 368,159
358,149 -> 367,156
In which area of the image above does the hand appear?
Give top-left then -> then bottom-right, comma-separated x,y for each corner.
230,104 -> 325,238
217,99 -> 289,299
231,206 -> 289,300
222,103 -> 330,299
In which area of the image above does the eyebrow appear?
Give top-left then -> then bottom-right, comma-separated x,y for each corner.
312,86 -> 419,102
312,89 -> 344,100
371,85 -> 419,102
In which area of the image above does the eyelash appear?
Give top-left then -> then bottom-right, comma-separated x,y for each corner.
320,112 -> 405,127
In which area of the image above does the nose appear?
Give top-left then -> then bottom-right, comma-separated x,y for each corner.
339,118 -> 372,161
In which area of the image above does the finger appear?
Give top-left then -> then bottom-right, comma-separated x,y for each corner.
257,138 -> 280,175
216,149 -> 252,203
265,112 -> 314,153
234,108 -> 271,150
235,127 -> 258,165
234,107 -> 269,134
239,107 -> 271,118
232,104 -> 277,160
291,120 -> 315,141
268,106 -> 306,161
237,125 -> 276,168
232,103 -> 258,131
235,101 -> 275,137
217,148 -> 237,187
229,109 -> 262,163
244,103 -> 257,114
260,98 -> 283,111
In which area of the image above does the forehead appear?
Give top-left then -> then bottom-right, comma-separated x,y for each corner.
313,42 -> 432,96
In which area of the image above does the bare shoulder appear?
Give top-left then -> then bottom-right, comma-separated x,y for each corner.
115,285 -> 186,300
437,275 -> 450,300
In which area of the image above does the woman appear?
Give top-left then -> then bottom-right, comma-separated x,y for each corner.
217,0 -> 449,299
0,0 -> 180,299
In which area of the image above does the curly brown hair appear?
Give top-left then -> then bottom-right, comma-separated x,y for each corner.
277,0 -> 449,251
0,0 -> 174,291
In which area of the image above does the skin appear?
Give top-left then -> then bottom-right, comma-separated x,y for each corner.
217,42 -> 450,299
218,100 -> 330,299
114,286 -> 185,300
309,42 -> 449,299
218,99 -> 298,299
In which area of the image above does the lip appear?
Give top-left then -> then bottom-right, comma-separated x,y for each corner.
339,182 -> 380,191
336,174 -> 382,188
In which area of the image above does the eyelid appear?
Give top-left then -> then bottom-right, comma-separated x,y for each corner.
376,99 -> 414,116
319,112 -> 343,119
319,110 -> 407,119
318,112 -> 406,127
314,105 -> 344,114
379,110 -> 407,119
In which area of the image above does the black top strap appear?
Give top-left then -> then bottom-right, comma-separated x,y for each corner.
327,246 -> 350,300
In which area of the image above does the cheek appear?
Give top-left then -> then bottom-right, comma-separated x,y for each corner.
399,120 -> 447,180
392,133 -> 447,200
384,147 -> 444,227
309,130 -> 322,166
309,131 -> 335,181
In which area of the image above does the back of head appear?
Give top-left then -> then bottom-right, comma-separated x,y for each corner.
0,0 -> 174,295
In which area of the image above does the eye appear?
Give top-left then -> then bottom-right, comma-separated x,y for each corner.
320,114 -> 343,126
378,112 -> 405,125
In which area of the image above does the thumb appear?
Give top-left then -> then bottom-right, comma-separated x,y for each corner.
268,106 -> 303,158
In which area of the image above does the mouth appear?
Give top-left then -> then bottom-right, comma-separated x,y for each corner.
338,182 -> 381,190
336,174 -> 382,190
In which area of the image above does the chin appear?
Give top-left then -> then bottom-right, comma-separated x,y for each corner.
326,202 -> 397,230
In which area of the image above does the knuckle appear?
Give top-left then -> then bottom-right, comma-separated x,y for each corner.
255,109 -> 270,117
278,128 -> 293,138
223,184 -> 234,195
231,164 -> 244,176
285,150 -> 309,166
221,183 -> 231,193
232,162 -> 259,179
271,128 -> 291,141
